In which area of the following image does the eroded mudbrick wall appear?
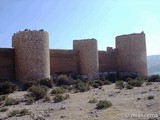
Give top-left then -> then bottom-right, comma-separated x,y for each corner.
0,48 -> 15,80
50,49 -> 79,74
116,32 -> 147,76
12,30 -> 50,81
73,39 -> 99,80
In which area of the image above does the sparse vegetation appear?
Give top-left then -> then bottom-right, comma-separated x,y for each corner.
5,97 -> 20,106
28,85 -> 47,100
53,94 -> 70,103
39,78 -> 53,88
0,81 -> 17,95
141,91 -> 148,94
8,109 -> 31,117
96,100 -> 112,109
146,81 -> 152,86
51,87 -> 65,95
25,97 -> 34,105
115,81 -> 125,89
23,81 -> 37,91
56,75 -> 75,86
103,80 -> 112,85
8,109 -> 19,117
147,95 -> 154,100
88,98 -> 98,104
125,84 -> 133,89
74,81 -> 90,92
0,95 -> 7,102
0,107 -> 8,112
128,78 -> 143,87
148,74 -> 160,82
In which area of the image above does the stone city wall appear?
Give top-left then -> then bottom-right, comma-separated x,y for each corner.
73,39 -> 99,80
116,32 -> 147,76
98,48 -> 117,72
12,30 -> 50,81
50,49 -> 79,74
0,48 -> 15,80
0,31 -> 148,81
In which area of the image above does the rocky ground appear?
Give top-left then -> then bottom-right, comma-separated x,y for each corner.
0,82 -> 160,120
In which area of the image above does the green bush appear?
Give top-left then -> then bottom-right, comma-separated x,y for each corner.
103,80 -> 112,85
28,85 -> 47,100
51,87 -> 65,95
148,75 -> 160,82
88,98 -> 98,104
8,109 -> 19,117
53,94 -> 69,103
92,82 -> 100,88
96,100 -> 112,109
40,78 -> 53,88
8,109 -> 31,117
74,81 -> 90,92
23,81 -> 37,91
125,84 -> 133,89
19,109 -> 31,116
25,97 -> 34,105
0,95 -> 7,102
94,80 -> 104,86
90,80 -> 110,88
146,82 -> 152,86
115,81 -> 125,89
5,97 -> 20,106
0,107 -> 8,112
0,81 -> 17,95
128,79 -> 143,87
147,95 -> 154,100
57,75 -> 75,86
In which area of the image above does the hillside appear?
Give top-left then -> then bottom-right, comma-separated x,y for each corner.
0,82 -> 160,120
147,55 -> 160,75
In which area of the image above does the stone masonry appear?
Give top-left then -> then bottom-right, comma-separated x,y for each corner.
73,39 -> 99,80
12,30 -> 50,81
116,32 -> 147,76
0,30 -> 148,81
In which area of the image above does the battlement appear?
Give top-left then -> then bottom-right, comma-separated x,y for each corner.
116,32 -> 145,42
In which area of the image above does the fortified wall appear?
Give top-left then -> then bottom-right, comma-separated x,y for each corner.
0,30 -> 148,81
12,30 -> 50,82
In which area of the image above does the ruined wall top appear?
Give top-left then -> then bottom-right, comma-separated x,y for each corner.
116,31 -> 145,40
12,29 -> 48,39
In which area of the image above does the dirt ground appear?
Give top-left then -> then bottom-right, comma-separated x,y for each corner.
0,82 -> 160,120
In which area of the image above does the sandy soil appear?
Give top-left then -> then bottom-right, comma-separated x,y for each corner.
0,82 -> 160,120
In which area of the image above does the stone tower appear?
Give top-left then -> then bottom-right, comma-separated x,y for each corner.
73,39 -> 99,80
116,32 -> 147,76
12,30 -> 50,82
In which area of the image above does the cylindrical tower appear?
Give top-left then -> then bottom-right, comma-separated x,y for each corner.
73,39 -> 99,80
116,32 -> 147,76
12,30 -> 50,82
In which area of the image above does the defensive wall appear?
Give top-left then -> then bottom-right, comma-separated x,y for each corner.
116,32 -> 147,76
50,49 -> 79,74
0,30 -> 148,81
12,30 -> 50,82
0,48 -> 15,81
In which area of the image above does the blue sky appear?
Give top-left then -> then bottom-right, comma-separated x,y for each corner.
0,0 -> 160,55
